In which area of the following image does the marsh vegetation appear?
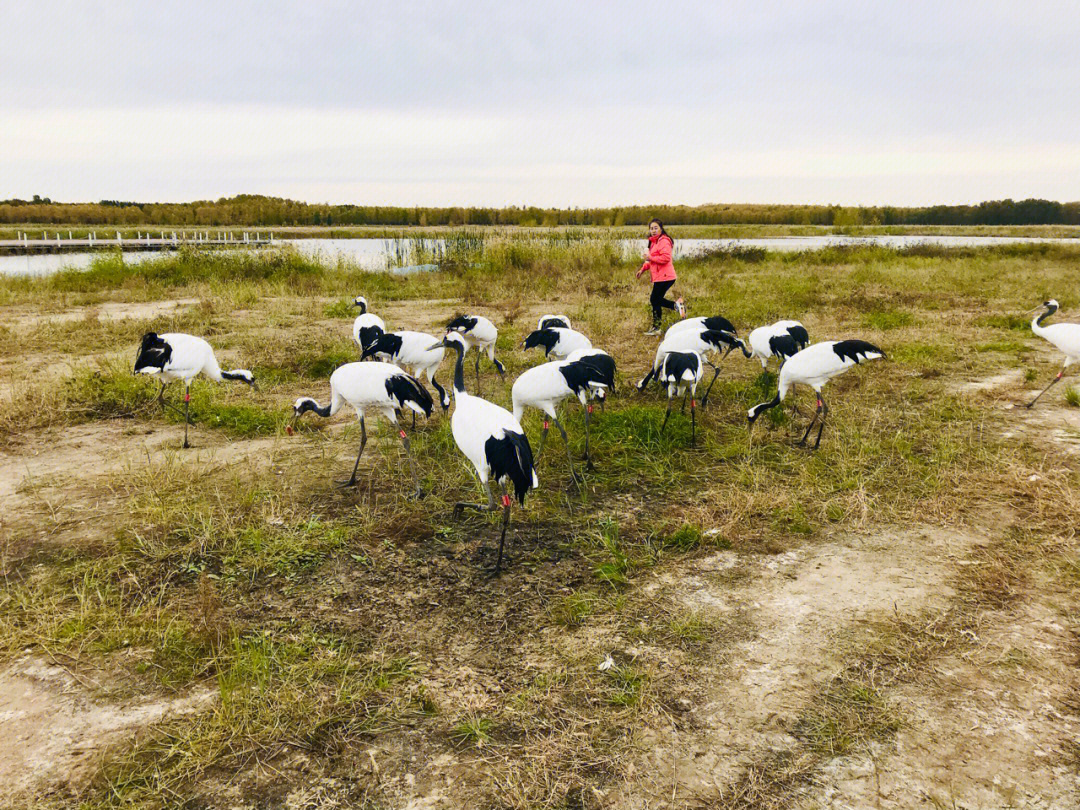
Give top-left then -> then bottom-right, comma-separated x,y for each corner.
1,237 -> 1078,808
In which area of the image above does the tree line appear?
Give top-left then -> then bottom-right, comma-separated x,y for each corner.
2,194 -> 1078,227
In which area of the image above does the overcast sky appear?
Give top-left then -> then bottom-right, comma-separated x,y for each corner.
2,1 -> 1078,207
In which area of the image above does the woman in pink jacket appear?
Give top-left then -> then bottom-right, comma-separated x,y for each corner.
636,218 -> 685,335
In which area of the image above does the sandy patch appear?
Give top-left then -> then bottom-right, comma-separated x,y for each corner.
955,368 -> 1026,393
8,298 -> 201,329
0,657 -> 214,801
621,526 -> 984,803
0,420 -> 289,552
799,599 -> 1080,809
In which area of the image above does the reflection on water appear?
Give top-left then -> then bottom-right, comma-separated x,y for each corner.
2,234 -> 1076,277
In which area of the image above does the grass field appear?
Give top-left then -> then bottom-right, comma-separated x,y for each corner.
1,237 -> 1079,808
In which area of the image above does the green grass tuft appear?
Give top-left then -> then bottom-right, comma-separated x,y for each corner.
552,591 -> 599,628
593,519 -> 633,588
604,664 -> 646,707
862,310 -> 915,331
451,715 -> 493,746
976,313 -> 1031,331
661,524 -> 703,553
975,339 -> 1027,353
323,298 -> 355,318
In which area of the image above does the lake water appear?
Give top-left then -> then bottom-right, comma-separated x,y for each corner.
2,234 -> 1076,277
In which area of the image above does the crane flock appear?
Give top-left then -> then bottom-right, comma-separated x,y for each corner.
134,294 -> 1078,573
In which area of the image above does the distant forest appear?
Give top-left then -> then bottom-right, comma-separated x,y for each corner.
2,195 -> 1078,227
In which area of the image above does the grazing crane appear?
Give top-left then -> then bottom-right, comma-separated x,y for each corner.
637,328 -> 744,406
566,347 -> 616,407
744,320 -> 810,368
659,351 -> 705,446
537,314 -> 571,330
430,332 -> 537,574
565,348 -> 616,465
665,314 -> 738,338
288,362 -> 432,497
134,332 -> 255,448
512,355 -> 613,484
521,326 -> 593,361
1027,300 -> 1080,408
445,314 -> 506,394
747,340 -> 885,449
352,296 -> 386,353
360,330 -> 450,418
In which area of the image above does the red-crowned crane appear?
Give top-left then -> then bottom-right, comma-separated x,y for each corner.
637,328 -> 744,406
566,347 -> 616,408
134,332 -> 255,448
431,332 -> 537,574
1027,299 -> 1080,408
361,330 -> 450,418
747,340 -> 885,449
665,314 -> 737,338
659,351 -> 705,446
511,355 -> 613,485
565,348 -> 616,464
537,314 -> 571,330
352,296 -> 386,353
521,326 -> 593,361
744,320 -> 809,368
288,361 -> 432,497
445,314 -> 506,395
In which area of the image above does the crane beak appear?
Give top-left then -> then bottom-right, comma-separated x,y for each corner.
426,340 -> 445,352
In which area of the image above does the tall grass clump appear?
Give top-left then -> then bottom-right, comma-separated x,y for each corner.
45,247 -> 325,294
686,243 -> 769,263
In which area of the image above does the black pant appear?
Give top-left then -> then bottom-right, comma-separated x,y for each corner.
650,279 -> 676,326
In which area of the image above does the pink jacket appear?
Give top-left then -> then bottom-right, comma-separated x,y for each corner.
640,234 -> 676,282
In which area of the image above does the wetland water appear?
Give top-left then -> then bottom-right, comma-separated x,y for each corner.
2,234 -> 1076,277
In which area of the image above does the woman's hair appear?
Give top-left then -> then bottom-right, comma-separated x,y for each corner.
649,218 -> 674,245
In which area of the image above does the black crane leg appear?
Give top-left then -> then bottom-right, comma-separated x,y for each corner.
338,418 -> 367,487
799,396 -> 822,446
1027,367 -> 1066,408
813,400 -> 828,450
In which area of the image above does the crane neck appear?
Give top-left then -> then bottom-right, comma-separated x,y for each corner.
448,342 -> 467,394
1032,306 -> 1058,334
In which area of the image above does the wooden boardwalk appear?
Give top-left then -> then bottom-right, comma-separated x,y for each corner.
0,232 -> 273,254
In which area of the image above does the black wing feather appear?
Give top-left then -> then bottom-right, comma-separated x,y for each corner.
702,315 -> 737,335
385,373 -> 434,417
558,355 -> 615,395
660,351 -> 701,382
523,328 -> 559,355
787,325 -> 809,349
446,314 -> 478,332
364,332 -> 403,360
134,332 -> 171,372
539,316 -> 570,330
574,353 -> 615,387
700,329 -> 742,350
832,339 -> 885,364
485,431 -> 535,505
357,324 -> 385,351
768,334 -> 800,360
